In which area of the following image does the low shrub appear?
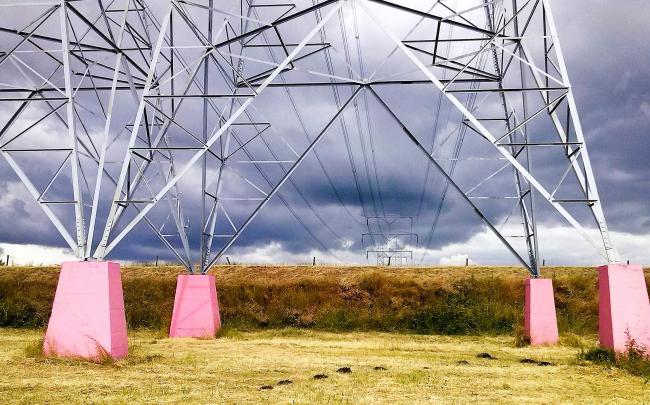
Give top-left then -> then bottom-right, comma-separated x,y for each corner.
579,336 -> 650,380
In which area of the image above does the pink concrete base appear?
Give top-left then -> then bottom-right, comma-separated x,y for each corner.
44,261 -> 127,360
524,278 -> 559,345
169,274 -> 221,338
599,264 -> 650,353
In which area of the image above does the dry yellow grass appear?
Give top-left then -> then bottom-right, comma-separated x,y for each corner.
0,328 -> 648,404
7,264 -> 640,283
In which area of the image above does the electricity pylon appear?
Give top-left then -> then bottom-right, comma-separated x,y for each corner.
0,0 -> 620,276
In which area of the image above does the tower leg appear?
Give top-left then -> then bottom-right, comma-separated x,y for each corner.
44,261 -> 128,360
169,274 -> 221,338
599,264 -> 650,353
524,278 -> 559,345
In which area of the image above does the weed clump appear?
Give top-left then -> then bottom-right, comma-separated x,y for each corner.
24,338 -> 45,359
580,347 -> 616,364
513,324 -> 531,347
578,337 -> 650,380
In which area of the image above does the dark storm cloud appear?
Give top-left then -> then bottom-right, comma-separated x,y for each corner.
548,0 -> 650,235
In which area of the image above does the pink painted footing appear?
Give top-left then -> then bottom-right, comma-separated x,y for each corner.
599,264 -> 650,353
169,274 -> 221,338
44,261 -> 128,360
524,278 -> 559,345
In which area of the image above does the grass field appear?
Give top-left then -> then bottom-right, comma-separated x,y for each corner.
0,328 -> 648,404
2,266 -> 650,403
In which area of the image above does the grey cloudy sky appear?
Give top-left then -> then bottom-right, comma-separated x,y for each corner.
0,0 -> 648,266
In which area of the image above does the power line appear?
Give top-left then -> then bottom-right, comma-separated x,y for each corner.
352,4 -> 387,221
419,3 -> 491,264
250,5 -> 364,228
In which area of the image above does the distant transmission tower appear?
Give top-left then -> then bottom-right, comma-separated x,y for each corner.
363,215 -> 417,266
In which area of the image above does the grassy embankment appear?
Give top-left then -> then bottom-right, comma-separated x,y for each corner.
1,265 -> 648,335
1,265 -> 650,402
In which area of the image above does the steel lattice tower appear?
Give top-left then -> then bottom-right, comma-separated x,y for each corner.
0,0 -> 621,276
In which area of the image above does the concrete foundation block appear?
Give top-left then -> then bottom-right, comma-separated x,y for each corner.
599,264 -> 650,353
524,278 -> 559,345
169,274 -> 221,338
44,261 -> 128,360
